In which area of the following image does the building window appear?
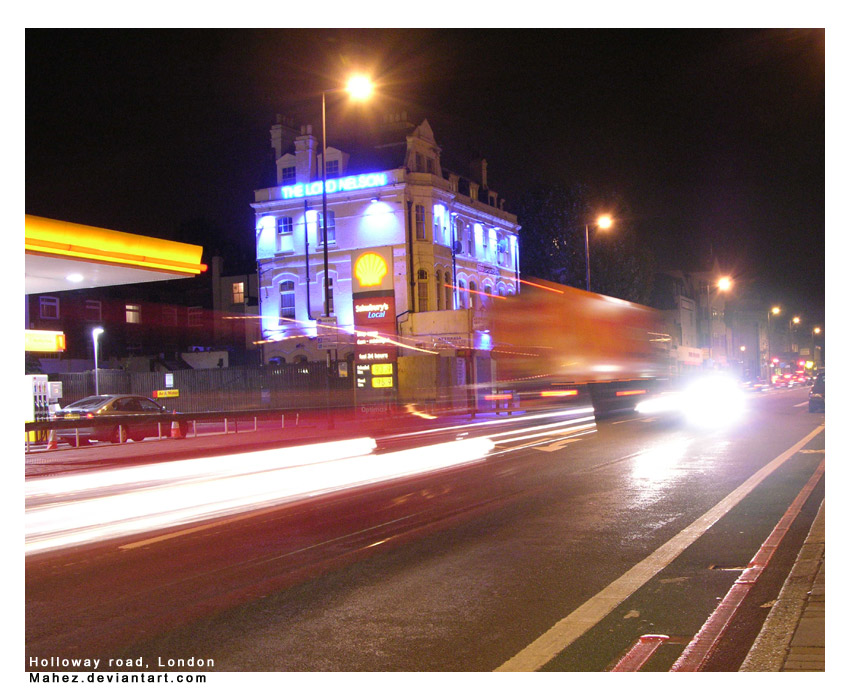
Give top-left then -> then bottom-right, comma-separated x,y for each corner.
125,303 -> 141,324
276,216 -> 294,252
318,210 -> 336,246
84,299 -> 101,322
415,204 -> 426,240
163,306 -> 178,326
426,157 -> 435,174
232,282 -> 245,305
39,296 -> 59,320
325,160 -> 339,177
280,281 -> 295,320
417,269 -> 429,312
444,272 -> 453,311
457,280 -> 466,309
415,153 -> 423,172
469,281 -> 478,310
188,306 -> 203,327
436,271 -> 443,311
281,166 -> 296,185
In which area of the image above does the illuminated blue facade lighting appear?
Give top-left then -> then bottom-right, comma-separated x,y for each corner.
280,172 -> 389,200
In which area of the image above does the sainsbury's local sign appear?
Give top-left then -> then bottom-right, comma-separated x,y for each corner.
280,172 -> 388,200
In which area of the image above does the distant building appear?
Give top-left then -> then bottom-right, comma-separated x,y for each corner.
252,113 -> 520,403
26,256 -> 259,373
652,259 -> 734,374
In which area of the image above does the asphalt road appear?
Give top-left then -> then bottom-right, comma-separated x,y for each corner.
25,386 -> 824,672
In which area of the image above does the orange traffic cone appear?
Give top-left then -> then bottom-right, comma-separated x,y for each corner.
170,419 -> 183,439
46,429 -> 58,450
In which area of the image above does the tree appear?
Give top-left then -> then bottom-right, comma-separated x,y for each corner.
514,182 -> 655,305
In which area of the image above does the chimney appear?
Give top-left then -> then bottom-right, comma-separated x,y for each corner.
470,157 -> 488,189
295,124 -> 318,183
270,115 -> 299,161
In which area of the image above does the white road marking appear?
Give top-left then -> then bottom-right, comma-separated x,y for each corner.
494,424 -> 825,672
793,401 -> 808,408
532,438 -> 583,452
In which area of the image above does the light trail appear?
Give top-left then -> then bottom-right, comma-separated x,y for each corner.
25,438 -> 378,500
26,437 -> 494,555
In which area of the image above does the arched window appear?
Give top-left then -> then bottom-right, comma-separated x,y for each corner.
457,280 -> 466,309
444,271 -> 453,311
469,281 -> 478,310
436,269 -> 443,311
417,269 -> 429,312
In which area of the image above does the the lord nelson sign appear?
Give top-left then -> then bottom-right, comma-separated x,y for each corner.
279,172 -> 389,200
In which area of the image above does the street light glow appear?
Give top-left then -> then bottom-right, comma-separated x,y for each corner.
717,276 -> 732,292
771,306 -> 781,315
597,215 -> 613,229
346,75 -> 374,100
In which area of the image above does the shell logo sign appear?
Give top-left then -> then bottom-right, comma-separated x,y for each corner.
354,252 -> 388,287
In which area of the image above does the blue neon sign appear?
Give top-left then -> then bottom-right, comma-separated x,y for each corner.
280,172 -> 389,200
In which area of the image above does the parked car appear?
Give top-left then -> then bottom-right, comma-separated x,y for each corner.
808,372 -> 825,412
54,394 -> 186,445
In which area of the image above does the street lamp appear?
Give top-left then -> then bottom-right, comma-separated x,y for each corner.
707,276 -> 732,363
812,326 -> 822,366
320,75 -> 374,317
584,215 -> 612,292
92,327 -> 104,395
767,306 -> 780,380
789,316 -> 800,352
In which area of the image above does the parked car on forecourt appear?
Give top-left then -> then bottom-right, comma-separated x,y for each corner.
54,394 -> 186,445
808,372 -> 825,412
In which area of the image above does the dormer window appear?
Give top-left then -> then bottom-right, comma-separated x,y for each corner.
426,157 -> 435,174
326,160 -> 339,177
415,153 -> 424,172
281,166 -> 296,186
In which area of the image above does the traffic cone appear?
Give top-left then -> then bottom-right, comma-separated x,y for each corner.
170,419 -> 183,439
46,429 -> 58,450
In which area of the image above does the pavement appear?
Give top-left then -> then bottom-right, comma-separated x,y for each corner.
741,499 -> 825,672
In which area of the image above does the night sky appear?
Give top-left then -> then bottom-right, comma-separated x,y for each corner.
25,28 -> 825,322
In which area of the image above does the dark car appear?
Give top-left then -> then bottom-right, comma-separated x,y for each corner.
808,373 -> 825,412
54,394 -> 186,445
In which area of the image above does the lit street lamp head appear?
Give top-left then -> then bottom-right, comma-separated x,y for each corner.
717,276 -> 732,292
346,75 -> 374,100
771,306 -> 781,315
597,215 -> 613,229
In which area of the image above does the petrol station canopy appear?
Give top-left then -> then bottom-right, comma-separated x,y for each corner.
25,215 -> 207,295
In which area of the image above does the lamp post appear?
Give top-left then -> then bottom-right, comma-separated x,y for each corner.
789,316 -> 800,353
92,327 -> 104,395
584,215 -> 612,292
812,326 -> 822,366
767,306 -> 780,380
707,276 -> 732,363
320,75 -> 373,318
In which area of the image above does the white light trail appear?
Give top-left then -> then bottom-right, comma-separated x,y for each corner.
26,437 -> 494,555
26,438 -> 378,500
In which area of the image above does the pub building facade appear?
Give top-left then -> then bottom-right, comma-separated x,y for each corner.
252,113 -> 520,405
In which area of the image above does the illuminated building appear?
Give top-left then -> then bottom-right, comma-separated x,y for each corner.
252,113 -> 521,398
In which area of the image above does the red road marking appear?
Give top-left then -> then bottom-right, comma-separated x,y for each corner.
611,634 -> 670,672
669,459 -> 825,672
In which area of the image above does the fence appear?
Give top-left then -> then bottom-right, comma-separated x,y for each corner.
52,362 -> 355,413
